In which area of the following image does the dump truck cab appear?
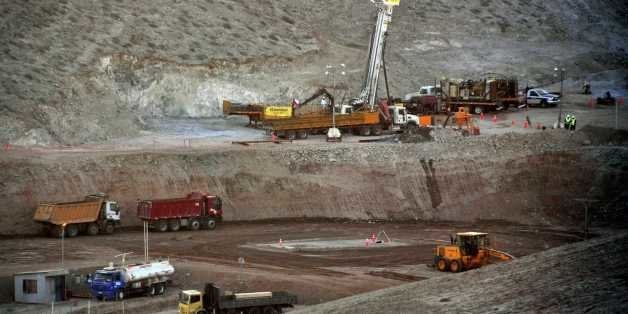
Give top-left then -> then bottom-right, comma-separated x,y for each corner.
389,105 -> 418,127
104,201 -> 121,221
179,290 -> 204,314
434,232 -> 497,272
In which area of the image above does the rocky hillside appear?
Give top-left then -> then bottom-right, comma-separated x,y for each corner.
1,0 -> 627,144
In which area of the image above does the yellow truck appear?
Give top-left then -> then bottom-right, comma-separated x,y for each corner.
33,194 -> 121,237
179,283 -> 296,314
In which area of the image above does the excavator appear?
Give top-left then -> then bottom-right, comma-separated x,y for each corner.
433,232 -> 514,273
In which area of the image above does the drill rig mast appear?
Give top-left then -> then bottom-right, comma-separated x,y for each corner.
353,0 -> 400,111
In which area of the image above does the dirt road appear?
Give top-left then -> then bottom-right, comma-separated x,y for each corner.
0,220 -> 582,312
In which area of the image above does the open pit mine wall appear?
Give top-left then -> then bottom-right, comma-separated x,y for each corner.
0,145 -> 625,235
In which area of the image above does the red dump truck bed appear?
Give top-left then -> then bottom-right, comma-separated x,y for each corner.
137,192 -> 222,220
138,198 -> 202,219
137,193 -> 223,232
137,192 -> 223,232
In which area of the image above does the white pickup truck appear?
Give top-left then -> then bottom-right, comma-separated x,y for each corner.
526,89 -> 560,107
403,85 -> 441,101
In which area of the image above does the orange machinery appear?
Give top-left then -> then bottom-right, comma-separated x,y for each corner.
434,232 -> 514,272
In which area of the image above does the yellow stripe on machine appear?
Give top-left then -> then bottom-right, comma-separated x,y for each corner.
263,106 -> 292,119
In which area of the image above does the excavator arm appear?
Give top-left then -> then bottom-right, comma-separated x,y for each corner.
300,88 -> 335,108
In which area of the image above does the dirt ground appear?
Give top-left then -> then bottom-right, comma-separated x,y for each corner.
295,230 -> 628,314
0,220 -> 583,312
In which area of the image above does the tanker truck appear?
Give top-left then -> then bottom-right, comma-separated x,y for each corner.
33,193 -> 121,237
89,259 -> 175,301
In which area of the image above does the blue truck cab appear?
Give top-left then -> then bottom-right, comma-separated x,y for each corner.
88,261 -> 172,301
89,268 -> 125,301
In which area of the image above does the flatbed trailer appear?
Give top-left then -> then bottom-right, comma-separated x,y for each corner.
223,100 -> 293,126
268,110 -> 382,139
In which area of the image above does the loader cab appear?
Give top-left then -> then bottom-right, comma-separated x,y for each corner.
455,232 -> 489,256
105,202 -> 121,222
179,290 -> 204,314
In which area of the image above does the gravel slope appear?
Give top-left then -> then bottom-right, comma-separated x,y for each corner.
294,231 -> 628,313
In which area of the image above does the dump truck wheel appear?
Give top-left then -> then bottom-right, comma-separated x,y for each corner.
116,291 -> 124,301
66,224 -> 79,237
168,219 -> 181,232
296,130 -> 308,139
359,126 -> 371,136
450,260 -> 461,273
87,223 -> 99,236
157,221 -> 168,232
371,125 -> 383,136
263,306 -> 279,314
247,307 -> 261,314
207,219 -> 217,230
436,258 -> 448,272
189,219 -> 201,231
148,285 -> 156,296
104,223 -> 115,234
48,225 -> 63,238
287,131 -> 297,140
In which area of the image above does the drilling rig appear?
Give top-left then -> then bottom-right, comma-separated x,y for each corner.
223,1 -> 412,140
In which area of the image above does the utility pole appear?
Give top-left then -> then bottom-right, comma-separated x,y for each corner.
573,198 -> 599,240
616,100 -> 619,130
325,64 -> 346,130
144,221 -> 149,264
61,223 -> 66,268
554,67 -> 565,127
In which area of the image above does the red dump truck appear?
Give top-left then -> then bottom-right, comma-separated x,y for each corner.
137,192 -> 223,232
